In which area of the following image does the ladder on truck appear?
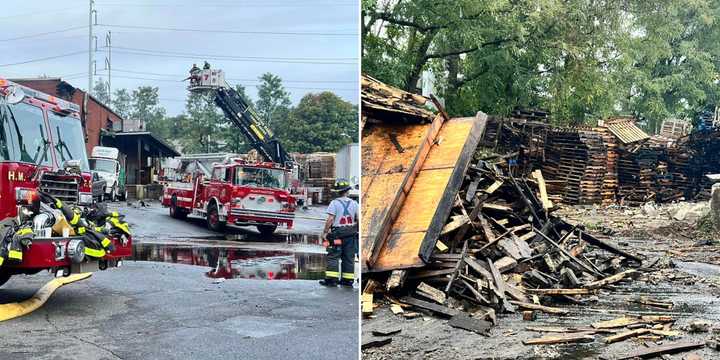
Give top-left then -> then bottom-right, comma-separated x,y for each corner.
186,67 -> 292,166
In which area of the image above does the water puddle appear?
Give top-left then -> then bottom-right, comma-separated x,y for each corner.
676,261 -> 720,278
132,242 -> 326,280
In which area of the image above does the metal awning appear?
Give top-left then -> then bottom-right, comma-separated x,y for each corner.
604,118 -> 649,144
114,132 -> 180,157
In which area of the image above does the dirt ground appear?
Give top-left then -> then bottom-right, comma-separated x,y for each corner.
362,202 -> 720,360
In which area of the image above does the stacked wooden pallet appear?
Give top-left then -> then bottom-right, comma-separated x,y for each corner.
597,128 -> 618,206
542,129 -> 610,205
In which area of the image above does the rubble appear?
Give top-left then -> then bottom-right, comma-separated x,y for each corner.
360,157 -> 707,350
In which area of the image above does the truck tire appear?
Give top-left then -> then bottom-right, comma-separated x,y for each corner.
207,203 -> 225,232
0,271 -> 11,288
257,224 -> 277,237
170,196 -> 187,220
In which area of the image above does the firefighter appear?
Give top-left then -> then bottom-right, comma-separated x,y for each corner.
319,179 -> 358,288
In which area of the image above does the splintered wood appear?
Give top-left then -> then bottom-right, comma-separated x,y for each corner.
363,158 -> 658,347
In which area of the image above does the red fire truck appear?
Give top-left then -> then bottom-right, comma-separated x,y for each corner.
162,68 -> 296,235
162,158 -> 295,235
0,77 -> 131,287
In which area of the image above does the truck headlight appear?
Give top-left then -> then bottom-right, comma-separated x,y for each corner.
67,239 -> 85,263
78,193 -> 93,204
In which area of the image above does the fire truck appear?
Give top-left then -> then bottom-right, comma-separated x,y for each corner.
0,77 -> 132,287
162,68 -> 296,236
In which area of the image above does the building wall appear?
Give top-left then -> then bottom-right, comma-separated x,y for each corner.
13,79 -> 122,154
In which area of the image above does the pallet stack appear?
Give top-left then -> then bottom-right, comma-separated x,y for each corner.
542,129 -> 610,205
303,152 -> 337,204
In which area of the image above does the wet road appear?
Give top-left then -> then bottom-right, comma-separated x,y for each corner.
0,201 -> 359,360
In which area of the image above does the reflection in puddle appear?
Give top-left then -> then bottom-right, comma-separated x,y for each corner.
132,243 -> 325,280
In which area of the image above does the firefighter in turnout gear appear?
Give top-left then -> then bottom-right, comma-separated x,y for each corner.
319,179 -> 358,288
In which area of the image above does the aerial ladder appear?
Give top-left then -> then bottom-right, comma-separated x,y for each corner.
185,65 -> 293,167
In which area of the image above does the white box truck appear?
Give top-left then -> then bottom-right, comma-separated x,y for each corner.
89,146 -> 127,201
335,143 -> 359,199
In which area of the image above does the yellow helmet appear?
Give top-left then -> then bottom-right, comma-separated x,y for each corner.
332,179 -> 352,193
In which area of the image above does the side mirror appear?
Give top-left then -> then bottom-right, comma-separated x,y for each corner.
62,159 -> 82,174
4,85 -> 25,105
92,172 -> 100,181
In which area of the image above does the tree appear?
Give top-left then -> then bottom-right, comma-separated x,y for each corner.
278,92 -> 358,153
256,73 -> 291,130
92,78 -> 111,105
180,92 -> 224,153
130,86 -> 167,139
111,88 -> 132,120
362,0 -> 720,131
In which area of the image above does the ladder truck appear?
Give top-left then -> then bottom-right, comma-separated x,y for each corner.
162,67 -> 297,236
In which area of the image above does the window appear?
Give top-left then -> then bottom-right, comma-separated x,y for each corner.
0,102 -> 52,166
235,167 -> 287,189
47,111 -> 89,171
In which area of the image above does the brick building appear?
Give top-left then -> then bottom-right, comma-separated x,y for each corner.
11,78 -> 122,154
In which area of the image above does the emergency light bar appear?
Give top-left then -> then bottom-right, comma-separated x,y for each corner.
0,77 -> 81,113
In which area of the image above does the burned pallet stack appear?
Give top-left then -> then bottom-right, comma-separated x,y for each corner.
541,128 -> 610,205
617,144 -> 665,205
303,153 -> 337,204
363,160 -> 644,337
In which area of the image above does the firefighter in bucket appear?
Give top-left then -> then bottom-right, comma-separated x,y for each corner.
319,179 -> 358,288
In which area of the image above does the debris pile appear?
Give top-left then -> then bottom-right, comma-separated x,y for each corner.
360,74 -> 434,126
360,158 -> 703,346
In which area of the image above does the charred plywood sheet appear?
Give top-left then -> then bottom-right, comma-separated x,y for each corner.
368,113 -> 487,272
361,115 -> 445,270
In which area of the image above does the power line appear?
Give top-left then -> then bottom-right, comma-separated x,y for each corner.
0,5 -> 85,20
0,25 -> 87,42
109,46 -> 356,61
112,68 -> 356,84
97,24 -> 357,37
110,49 -> 355,65
0,50 -> 87,67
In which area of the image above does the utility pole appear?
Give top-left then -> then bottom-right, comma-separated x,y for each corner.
88,0 -> 96,94
105,31 -> 112,103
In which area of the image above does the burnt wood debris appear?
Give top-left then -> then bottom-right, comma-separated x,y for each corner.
361,75 -> 720,356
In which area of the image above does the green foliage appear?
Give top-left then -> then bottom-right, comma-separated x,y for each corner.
92,78 -> 110,105
111,88 -> 132,120
362,0 -> 720,130
130,86 -> 168,139
278,92 -> 358,153
256,73 -> 291,130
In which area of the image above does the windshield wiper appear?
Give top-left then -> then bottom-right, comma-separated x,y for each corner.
6,106 -> 31,162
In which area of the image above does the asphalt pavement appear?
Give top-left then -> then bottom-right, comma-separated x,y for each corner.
0,201 -> 359,360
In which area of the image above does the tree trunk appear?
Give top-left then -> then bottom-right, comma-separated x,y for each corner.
404,30 -> 438,92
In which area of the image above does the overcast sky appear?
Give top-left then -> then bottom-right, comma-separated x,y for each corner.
0,0 -> 359,115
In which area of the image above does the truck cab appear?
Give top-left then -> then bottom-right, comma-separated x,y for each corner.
89,146 -> 126,201
0,77 -> 131,286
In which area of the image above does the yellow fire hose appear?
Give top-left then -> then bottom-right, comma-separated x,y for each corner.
0,272 -> 92,322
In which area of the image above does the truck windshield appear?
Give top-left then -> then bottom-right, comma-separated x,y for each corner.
0,102 -> 52,166
47,111 -> 89,171
90,158 -> 116,173
236,167 -> 287,189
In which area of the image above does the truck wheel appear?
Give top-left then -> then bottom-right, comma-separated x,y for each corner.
170,196 -> 187,220
207,203 -> 225,232
0,271 -> 11,288
257,224 -> 277,237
